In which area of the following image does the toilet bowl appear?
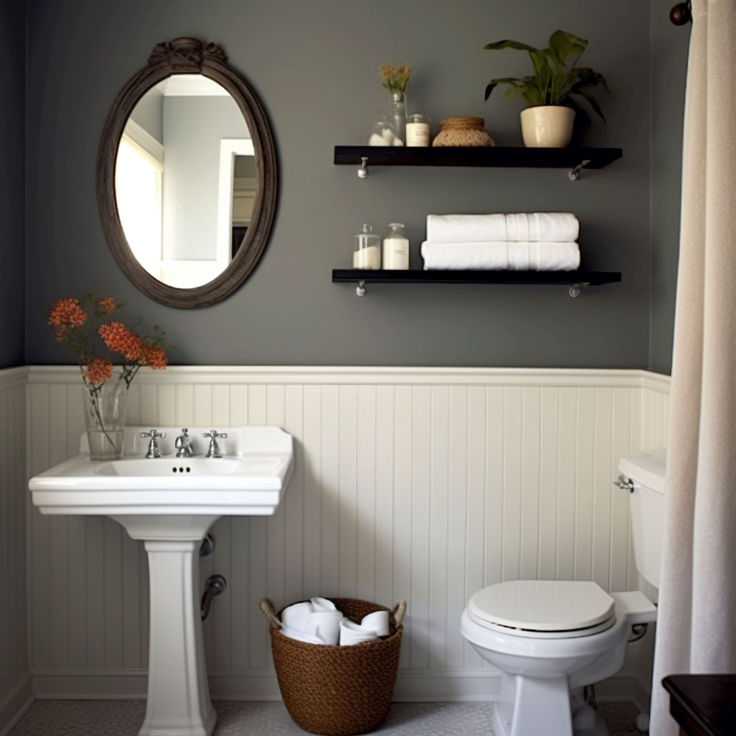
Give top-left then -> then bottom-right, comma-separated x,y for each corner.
460,452 -> 665,736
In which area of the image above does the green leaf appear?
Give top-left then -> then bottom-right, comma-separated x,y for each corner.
484,39 -> 539,52
571,88 -> 606,121
563,97 -> 590,127
486,76 -> 534,103
529,49 -> 552,100
572,67 -> 609,92
484,81 -> 498,100
548,29 -> 588,64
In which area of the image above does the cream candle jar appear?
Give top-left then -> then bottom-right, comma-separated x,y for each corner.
405,114 -> 430,146
382,223 -> 410,269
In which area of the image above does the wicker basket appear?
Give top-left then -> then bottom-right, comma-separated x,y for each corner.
260,597 -> 407,736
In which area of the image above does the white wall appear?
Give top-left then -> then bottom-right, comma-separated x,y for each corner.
19,366 -> 669,707
0,368 -> 31,732
162,95 -> 249,262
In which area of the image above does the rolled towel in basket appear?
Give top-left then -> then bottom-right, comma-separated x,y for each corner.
339,618 -> 380,646
421,241 -> 581,271
426,213 -> 579,244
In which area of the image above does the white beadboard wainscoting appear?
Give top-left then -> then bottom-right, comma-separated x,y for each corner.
0,368 -> 31,734
21,366 -> 670,709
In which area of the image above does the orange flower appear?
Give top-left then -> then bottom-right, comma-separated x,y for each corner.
47,295 -> 169,390
99,321 -> 144,361
48,298 -> 87,333
141,343 -> 168,370
98,296 -> 117,314
84,358 -> 113,387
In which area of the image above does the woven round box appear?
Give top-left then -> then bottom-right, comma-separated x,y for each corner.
432,116 -> 495,147
260,597 -> 406,736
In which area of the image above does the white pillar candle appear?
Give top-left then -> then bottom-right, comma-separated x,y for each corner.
406,114 -> 430,147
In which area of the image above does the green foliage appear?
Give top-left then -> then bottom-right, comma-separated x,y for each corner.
483,29 -> 608,122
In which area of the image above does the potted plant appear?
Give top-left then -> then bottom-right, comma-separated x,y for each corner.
483,29 -> 608,147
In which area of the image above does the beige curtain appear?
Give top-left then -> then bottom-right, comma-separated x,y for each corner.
650,0 -> 736,733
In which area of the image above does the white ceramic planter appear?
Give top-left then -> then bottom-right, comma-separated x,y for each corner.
520,106 -> 575,148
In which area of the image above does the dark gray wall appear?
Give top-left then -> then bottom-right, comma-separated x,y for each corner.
23,0 -> 681,369
0,0 -> 25,367
649,0 -> 689,373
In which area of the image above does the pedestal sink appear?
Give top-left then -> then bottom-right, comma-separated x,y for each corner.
29,425 -> 294,736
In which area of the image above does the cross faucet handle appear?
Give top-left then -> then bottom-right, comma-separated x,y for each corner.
203,429 -> 228,458
140,429 -> 166,458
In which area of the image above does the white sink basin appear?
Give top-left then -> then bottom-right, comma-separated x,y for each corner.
29,425 -> 293,517
28,425 -> 294,736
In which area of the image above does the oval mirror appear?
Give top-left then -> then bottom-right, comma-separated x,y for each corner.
97,37 -> 277,308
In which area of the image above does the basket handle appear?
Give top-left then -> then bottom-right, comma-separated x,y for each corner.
259,597 -> 282,629
391,599 -> 407,627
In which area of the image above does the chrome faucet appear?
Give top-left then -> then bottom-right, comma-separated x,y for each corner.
140,429 -> 166,458
175,428 -> 194,458
203,429 -> 228,458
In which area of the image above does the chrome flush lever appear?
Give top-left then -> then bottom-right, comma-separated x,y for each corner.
613,475 -> 635,493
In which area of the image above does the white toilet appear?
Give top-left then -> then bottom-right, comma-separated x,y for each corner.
460,452 -> 666,736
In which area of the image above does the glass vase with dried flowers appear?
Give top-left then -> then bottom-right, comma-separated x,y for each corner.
379,62 -> 412,145
48,295 -> 169,460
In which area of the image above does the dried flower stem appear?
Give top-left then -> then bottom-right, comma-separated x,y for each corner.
379,63 -> 412,94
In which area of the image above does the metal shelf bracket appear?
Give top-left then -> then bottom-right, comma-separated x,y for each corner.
568,282 -> 590,298
568,159 -> 592,181
357,156 -> 369,179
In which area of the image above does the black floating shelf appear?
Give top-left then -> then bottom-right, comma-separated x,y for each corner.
332,268 -> 621,298
334,145 -> 622,171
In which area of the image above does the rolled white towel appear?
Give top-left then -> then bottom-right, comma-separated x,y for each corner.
339,618 -> 379,646
280,627 -> 327,644
426,213 -> 579,244
281,601 -> 314,630
421,241 -> 581,271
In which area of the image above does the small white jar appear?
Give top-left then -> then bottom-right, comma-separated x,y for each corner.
382,223 -> 410,270
405,114 -> 430,147
353,224 -> 381,269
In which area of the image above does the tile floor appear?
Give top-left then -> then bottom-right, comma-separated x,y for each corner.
8,699 -> 644,735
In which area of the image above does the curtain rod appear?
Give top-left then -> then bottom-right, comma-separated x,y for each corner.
670,1 -> 692,25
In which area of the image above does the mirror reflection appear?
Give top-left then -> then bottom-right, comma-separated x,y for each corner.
115,74 -> 255,288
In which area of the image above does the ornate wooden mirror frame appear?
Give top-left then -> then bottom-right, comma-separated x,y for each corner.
97,37 -> 278,308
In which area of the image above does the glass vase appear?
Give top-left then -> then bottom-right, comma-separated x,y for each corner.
82,377 -> 128,460
389,91 -> 407,145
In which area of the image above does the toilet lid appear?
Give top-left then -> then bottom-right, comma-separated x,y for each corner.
469,580 -> 615,633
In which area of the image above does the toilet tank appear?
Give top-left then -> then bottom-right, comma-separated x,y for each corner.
618,452 -> 667,589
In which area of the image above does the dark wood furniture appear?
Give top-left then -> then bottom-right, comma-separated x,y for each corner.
662,674 -> 736,736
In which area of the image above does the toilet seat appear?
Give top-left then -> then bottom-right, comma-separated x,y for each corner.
468,580 -> 615,639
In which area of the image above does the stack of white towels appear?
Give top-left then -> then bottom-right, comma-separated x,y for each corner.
421,212 -> 581,271
280,597 -> 390,646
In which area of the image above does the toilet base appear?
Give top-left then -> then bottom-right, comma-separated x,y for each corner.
491,679 -> 609,736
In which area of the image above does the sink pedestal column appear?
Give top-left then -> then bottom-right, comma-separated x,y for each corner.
139,539 -> 216,736
110,515 -> 221,736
